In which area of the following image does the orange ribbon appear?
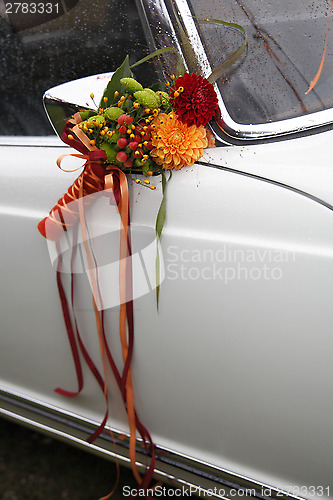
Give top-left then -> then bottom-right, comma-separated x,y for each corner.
306,0 -> 333,94
78,178 -> 120,500
56,113 -> 100,172
104,169 -> 141,485
56,153 -> 90,173
79,167 -> 142,488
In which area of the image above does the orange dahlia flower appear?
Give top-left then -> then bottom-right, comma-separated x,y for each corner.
151,113 -> 209,170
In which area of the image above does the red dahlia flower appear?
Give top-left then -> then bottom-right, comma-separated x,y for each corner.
169,73 -> 219,127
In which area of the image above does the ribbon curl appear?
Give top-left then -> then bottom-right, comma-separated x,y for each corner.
38,113 -> 108,241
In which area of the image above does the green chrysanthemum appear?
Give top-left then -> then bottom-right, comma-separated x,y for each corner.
120,77 -> 143,93
134,89 -> 160,110
99,142 -> 117,163
104,107 -> 124,122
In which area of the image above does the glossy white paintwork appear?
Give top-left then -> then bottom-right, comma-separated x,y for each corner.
1,123 -> 333,498
44,72 -> 114,113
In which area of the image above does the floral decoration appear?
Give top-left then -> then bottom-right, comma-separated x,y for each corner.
169,72 -> 219,127
38,59 -> 217,240
73,71 -> 217,177
151,112 -> 208,170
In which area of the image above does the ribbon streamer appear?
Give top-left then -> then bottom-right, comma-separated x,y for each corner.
56,223 -> 120,498
305,0 -> 333,94
51,114 -> 156,496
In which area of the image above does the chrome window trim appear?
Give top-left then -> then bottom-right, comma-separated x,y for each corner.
136,0 -> 186,69
0,385 -> 304,500
138,0 -> 333,141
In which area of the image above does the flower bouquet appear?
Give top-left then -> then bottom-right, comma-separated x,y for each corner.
38,54 -> 219,497
38,56 -> 218,241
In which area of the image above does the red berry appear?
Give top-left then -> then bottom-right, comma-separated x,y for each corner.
118,114 -> 126,125
117,138 -> 128,149
124,115 -> 133,125
146,141 -> 153,150
136,125 -> 143,133
129,141 -> 138,151
116,151 -> 128,163
142,133 -> 150,142
134,134 -> 141,142
124,159 -> 133,168
119,125 -> 127,135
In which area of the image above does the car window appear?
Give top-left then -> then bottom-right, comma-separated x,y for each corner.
189,0 -> 333,125
0,0 -> 147,136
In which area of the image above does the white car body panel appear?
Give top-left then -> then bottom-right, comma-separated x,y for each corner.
1,129 -> 333,498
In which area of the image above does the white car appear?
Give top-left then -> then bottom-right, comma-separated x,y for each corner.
1,0 -> 333,498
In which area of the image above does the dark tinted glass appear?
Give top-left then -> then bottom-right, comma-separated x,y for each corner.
190,0 -> 333,125
0,0 -> 147,135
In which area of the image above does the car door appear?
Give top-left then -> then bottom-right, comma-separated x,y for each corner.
1,0 -> 333,498
0,0 -> 150,426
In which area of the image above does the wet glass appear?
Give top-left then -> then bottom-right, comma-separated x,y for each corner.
189,0 -> 333,125
0,0 -> 147,135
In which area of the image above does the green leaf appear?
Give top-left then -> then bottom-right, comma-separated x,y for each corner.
99,55 -> 132,109
129,47 -> 177,70
155,170 -> 172,310
79,109 -> 97,120
155,171 -> 168,240
168,1 -> 200,74
193,17 -> 247,83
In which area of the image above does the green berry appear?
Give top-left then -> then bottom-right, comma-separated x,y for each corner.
120,77 -> 143,93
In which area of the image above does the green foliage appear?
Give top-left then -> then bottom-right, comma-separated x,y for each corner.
99,55 -> 131,109
79,109 -> 96,121
129,47 -> 178,70
99,142 -> 117,163
155,170 -> 172,309
142,160 -> 152,176
193,17 -> 247,84
105,130 -> 121,144
155,170 -> 169,241
90,115 -> 105,124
